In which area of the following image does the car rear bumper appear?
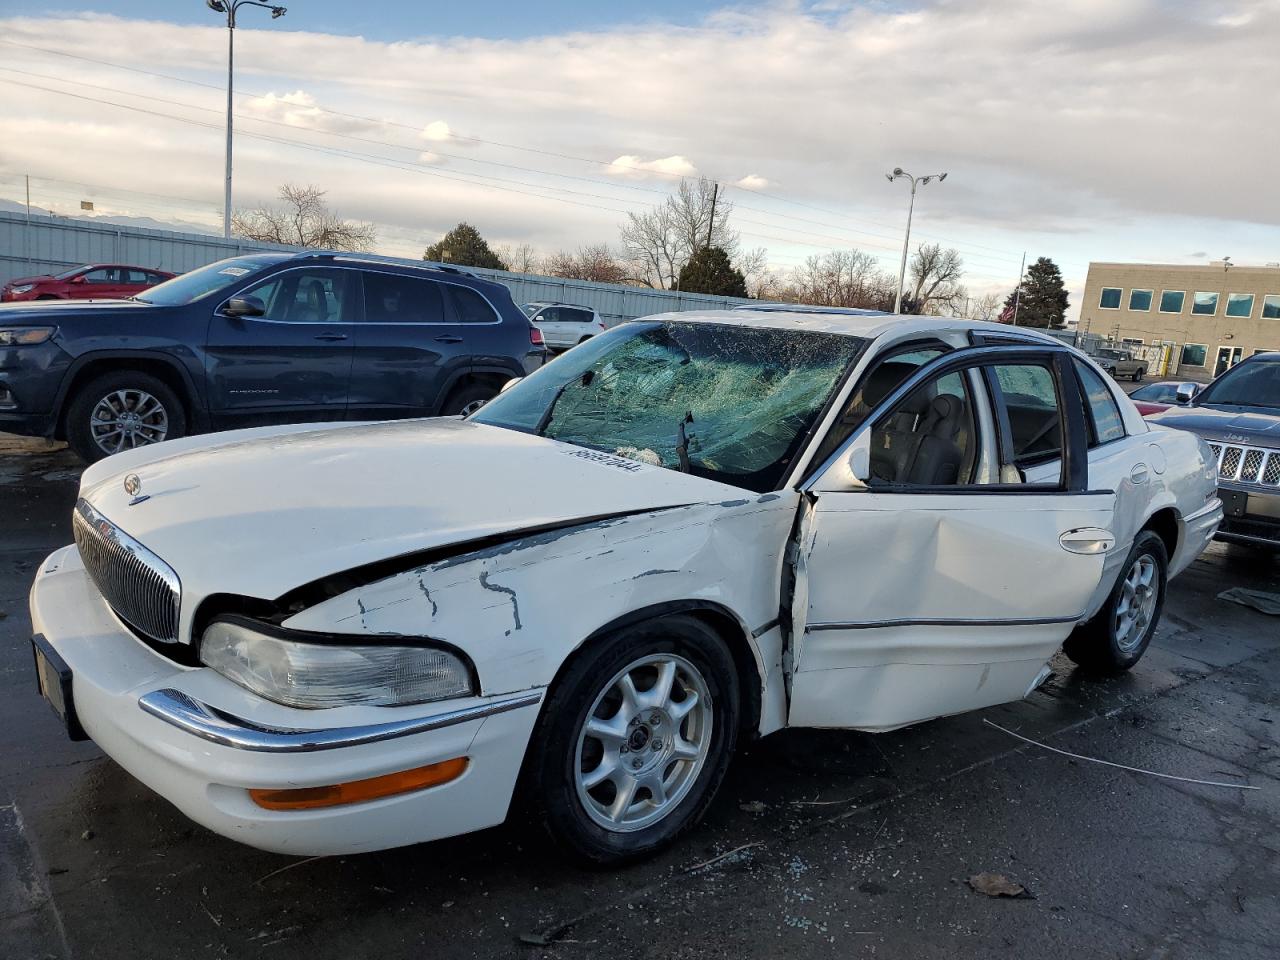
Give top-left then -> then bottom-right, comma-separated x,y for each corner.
29,544 -> 543,855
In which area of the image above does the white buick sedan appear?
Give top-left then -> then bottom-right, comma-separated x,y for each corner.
29,310 -> 1222,864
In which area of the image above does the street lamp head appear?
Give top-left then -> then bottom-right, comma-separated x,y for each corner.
271,6 -> 287,17
206,0 -> 227,11
938,172 -> 948,181
885,173 -> 895,183
892,166 -> 904,177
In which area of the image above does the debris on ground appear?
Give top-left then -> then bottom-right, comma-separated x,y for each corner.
966,873 -> 1034,899
739,800 -> 766,813
80,829 -> 93,841
1218,587 -> 1280,616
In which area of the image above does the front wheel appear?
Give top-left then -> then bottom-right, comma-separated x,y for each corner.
1064,530 -> 1168,673
524,615 -> 739,864
65,371 -> 187,463
442,381 -> 499,417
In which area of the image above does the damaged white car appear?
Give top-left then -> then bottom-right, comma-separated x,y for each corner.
29,310 -> 1222,863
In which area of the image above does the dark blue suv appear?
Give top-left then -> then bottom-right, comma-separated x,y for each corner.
0,251 -> 546,461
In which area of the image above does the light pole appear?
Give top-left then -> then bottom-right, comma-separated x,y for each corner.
206,0 -> 287,239
885,167 -> 947,314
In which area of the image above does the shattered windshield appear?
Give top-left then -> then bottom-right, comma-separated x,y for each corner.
471,321 -> 866,492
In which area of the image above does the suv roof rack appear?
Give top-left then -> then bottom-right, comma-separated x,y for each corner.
732,303 -> 891,316
295,250 -> 477,277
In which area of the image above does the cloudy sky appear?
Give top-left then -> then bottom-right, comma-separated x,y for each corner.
0,0 -> 1276,313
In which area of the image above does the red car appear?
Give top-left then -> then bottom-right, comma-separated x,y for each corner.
1129,380 -> 1199,416
1,264 -> 175,303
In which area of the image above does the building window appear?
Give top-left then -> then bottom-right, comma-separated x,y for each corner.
1262,294 -> 1280,319
1192,292 -> 1219,316
1099,287 -> 1122,309
1122,337 -> 1144,346
1180,343 -> 1208,367
1159,290 -> 1185,313
1225,293 -> 1254,318
1128,289 -> 1153,311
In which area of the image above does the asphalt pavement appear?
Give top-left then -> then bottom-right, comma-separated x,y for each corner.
1,434 -> 1278,960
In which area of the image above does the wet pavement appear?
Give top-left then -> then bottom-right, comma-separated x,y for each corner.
1,435 -> 1278,960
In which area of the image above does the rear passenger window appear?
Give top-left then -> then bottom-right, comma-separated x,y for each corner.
991,364 -> 1062,464
1074,360 -> 1126,445
362,273 -> 444,324
445,286 -> 498,324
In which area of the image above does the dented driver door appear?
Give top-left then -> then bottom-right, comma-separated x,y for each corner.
787,348 -> 1117,732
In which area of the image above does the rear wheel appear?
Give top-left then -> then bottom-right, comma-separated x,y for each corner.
1132,368 -> 1145,382
442,381 -> 500,417
524,615 -> 739,864
65,371 -> 187,463
1064,530 -> 1168,673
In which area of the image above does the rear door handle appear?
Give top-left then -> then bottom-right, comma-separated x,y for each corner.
313,332 -> 348,342
1060,527 -> 1116,555
434,335 -> 464,344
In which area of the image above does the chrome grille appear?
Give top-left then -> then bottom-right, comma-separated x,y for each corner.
72,499 -> 182,643
1208,442 -> 1280,488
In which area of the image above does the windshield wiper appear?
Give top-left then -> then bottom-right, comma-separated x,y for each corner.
675,411 -> 694,472
535,369 -> 595,435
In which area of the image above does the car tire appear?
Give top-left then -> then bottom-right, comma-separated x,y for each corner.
65,371 -> 187,463
1132,368 -> 1144,382
523,614 -> 740,865
442,381 -> 499,417
1063,530 -> 1168,674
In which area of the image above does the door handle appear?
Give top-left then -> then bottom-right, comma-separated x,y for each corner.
1130,463 -> 1150,484
1059,527 -> 1116,555
434,335 -> 464,344
313,332 -> 348,342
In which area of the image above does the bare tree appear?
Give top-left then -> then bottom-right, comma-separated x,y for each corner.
618,177 -> 740,289
495,242 -> 540,274
232,184 -> 376,251
736,246 -> 771,298
955,291 -> 1002,322
785,250 -> 896,309
546,244 -> 628,284
905,243 -> 964,314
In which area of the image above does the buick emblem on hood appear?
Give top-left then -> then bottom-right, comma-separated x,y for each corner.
123,474 -> 149,505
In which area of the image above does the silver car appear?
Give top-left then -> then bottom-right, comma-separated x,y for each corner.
522,301 -> 608,350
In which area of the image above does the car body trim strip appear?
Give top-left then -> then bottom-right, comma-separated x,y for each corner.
137,688 -> 543,753
806,614 -> 1083,632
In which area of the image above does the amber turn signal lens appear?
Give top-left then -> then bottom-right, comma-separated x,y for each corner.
249,757 -> 468,811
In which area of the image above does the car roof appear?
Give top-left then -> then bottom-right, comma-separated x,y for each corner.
636,308 -> 1065,344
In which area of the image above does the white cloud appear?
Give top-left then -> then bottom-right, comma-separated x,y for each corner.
417,151 -> 444,165
606,155 -> 698,179
735,174 -> 770,190
421,121 -> 453,142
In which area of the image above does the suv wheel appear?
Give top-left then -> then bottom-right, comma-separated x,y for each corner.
66,371 -> 187,463
442,381 -> 499,417
1063,530 -> 1168,673
524,615 -> 739,864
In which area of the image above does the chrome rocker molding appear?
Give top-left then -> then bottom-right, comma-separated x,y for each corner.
137,688 -> 543,753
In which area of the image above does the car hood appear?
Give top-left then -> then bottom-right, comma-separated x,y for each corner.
1148,405 -> 1280,442
0,297 -> 148,316
78,418 -> 744,620
3,274 -> 54,287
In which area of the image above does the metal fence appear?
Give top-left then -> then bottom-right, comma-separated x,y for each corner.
0,211 -> 759,323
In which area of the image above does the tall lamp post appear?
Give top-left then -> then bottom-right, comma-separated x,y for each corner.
206,0 -> 287,239
885,167 -> 947,314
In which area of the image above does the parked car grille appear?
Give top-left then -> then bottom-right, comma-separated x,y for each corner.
1206,442 -> 1280,488
72,499 -> 182,644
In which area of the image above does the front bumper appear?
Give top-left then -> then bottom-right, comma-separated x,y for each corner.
1215,483 -> 1280,549
29,544 -> 543,855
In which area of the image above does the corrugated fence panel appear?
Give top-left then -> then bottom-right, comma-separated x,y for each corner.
0,212 -> 761,321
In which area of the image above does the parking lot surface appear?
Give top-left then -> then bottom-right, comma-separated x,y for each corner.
2,435 -> 1278,960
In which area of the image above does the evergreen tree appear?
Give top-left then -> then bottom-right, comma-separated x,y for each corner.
1000,257 -> 1068,328
677,246 -> 749,298
423,223 -> 508,270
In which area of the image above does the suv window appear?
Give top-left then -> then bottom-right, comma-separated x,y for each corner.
241,268 -> 351,324
564,308 -> 593,323
446,285 -> 498,324
991,363 -> 1062,464
362,272 -> 445,324
867,370 -> 977,487
1074,360 -> 1125,445
535,307 -> 560,323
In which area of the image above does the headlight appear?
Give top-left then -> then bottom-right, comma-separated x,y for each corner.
10,284 -> 35,294
199,617 -> 475,709
0,326 -> 55,345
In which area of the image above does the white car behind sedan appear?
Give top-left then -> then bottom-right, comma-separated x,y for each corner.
29,310 -> 1221,864
521,301 -> 608,350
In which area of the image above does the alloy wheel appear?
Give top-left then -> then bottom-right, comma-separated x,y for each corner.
1115,553 -> 1158,652
90,389 -> 169,455
574,653 -> 714,833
